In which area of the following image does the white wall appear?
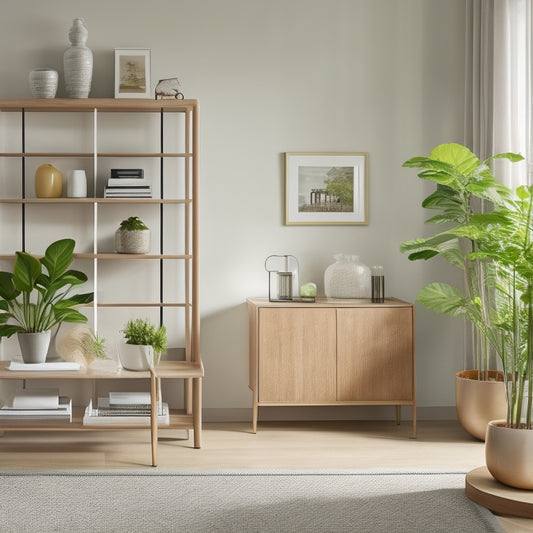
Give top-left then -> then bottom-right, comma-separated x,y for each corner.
0,0 -> 467,419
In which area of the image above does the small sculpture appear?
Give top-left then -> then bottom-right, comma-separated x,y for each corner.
155,78 -> 184,99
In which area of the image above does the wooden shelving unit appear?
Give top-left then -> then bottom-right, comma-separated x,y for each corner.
0,98 -> 203,466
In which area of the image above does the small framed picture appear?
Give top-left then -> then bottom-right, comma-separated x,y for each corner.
285,152 -> 369,225
114,49 -> 151,98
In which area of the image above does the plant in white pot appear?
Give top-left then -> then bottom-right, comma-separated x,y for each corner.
470,184 -> 533,488
115,216 -> 150,254
118,318 -> 167,371
400,143 -> 523,440
0,238 -> 94,363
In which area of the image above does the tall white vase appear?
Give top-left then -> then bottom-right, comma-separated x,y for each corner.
63,18 -> 93,98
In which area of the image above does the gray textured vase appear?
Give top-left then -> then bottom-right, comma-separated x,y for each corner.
63,18 -> 93,98
29,68 -> 58,98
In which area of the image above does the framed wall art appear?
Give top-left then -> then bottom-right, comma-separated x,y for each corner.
285,152 -> 369,225
114,49 -> 151,98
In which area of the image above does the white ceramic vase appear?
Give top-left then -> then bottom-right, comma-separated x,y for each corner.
29,68 -> 58,98
17,331 -> 51,364
67,169 -> 87,197
63,18 -> 93,98
324,254 -> 371,298
115,229 -> 150,254
485,420 -> 533,489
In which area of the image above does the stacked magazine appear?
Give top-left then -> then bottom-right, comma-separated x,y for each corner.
0,388 -> 72,421
103,169 -> 152,198
83,391 -> 169,426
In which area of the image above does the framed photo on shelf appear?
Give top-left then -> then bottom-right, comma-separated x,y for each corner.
114,49 -> 151,98
285,152 -> 369,225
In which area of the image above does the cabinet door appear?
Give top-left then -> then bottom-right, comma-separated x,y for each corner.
258,308 -> 336,402
337,307 -> 413,401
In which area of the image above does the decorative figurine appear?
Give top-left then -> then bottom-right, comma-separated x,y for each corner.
155,78 -> 184,99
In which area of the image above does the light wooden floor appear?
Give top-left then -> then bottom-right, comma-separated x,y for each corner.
0,419 -> 530,532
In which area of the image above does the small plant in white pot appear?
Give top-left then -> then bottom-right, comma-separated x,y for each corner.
118,318 -> 167,371
115,216 -> 150,254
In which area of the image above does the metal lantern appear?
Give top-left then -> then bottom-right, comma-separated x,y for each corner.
265,255 -> 299,302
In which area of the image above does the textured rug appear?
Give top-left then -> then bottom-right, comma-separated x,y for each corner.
0,469 -> 503,533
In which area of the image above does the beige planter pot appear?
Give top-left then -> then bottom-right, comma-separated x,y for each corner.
115,229 -> 150,254
455,370 -> 507,441
486,420 -> 533,489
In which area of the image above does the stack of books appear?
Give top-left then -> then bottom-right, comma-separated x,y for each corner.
0,388 -> 72,421
83,391 -> 169,426
104,169 -> 152,198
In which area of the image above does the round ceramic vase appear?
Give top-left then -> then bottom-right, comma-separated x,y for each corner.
29,68 -> 58,98
485,420 -> 533,489
67,169 -> 87,197
115,229 -> 150,254
324,254 -> 371,298
64,18 -> 93,98
35,164 -> 63,198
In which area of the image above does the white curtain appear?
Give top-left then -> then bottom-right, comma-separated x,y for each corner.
465,0 -> 532,188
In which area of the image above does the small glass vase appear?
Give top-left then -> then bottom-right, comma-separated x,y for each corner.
324,254 -> 371,298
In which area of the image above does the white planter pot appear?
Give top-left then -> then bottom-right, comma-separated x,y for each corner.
17,331 -> 51,364
118,343 -> 154,371
485,420 -> 533,489
115,229 -> 150,254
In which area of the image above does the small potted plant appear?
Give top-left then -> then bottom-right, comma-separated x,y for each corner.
115,216 -> 150,254
0,238 -> 94,363
118,318 -> 167,371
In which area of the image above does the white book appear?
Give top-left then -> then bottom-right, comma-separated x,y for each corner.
107,178 -> 152,187
109,391 -> 151,406
83,400 -> 169,426
8,362 -> 81,372
0,397 -> 72,421
11,388 -> 59,409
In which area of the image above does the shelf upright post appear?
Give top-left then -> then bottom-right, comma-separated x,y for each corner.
21,108 -> 26,252
159,108 -> 164,326
93,107 -> 99,331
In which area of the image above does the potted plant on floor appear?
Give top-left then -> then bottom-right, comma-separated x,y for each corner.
118,317 -> 167,371
473,184 -> 533,488
0,238 -> 94,363
115,216 -> 150,254
400,143 -> 523,440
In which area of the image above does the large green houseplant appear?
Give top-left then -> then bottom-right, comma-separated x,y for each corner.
0,238 -> 94,363
400,143 -> 523,439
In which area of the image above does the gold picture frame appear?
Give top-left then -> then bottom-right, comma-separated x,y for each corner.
285,152 -> 369,225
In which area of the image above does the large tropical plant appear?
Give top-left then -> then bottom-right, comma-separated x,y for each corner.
400,143 -> 522,379
469,185 -> 533,428
0,238 -> 94,335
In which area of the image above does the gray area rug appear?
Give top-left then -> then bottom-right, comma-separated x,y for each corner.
0,469 -> 503,533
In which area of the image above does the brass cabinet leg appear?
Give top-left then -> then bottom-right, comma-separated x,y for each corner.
396,405 -> 401,425
193,377 -> 202,448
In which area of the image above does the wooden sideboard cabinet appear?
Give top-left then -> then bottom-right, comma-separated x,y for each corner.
247,297 -> 416,437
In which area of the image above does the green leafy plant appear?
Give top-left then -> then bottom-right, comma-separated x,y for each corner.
80,329 -> 107,360
401,143 -> 533,429
0,238 -> 94,336
400,143 -> 522,378
121,318 -> 167,358
119,216 -> 149,231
